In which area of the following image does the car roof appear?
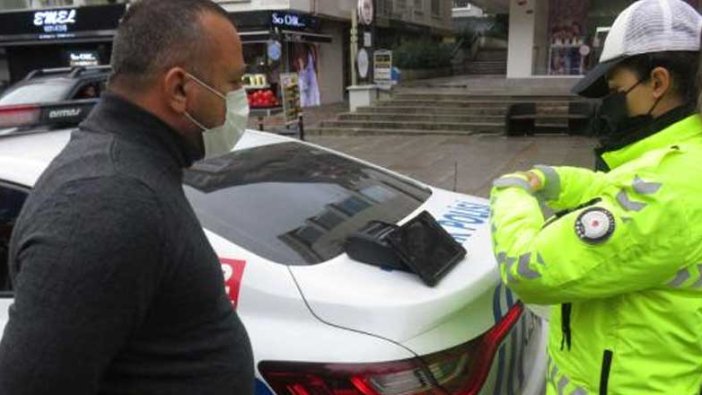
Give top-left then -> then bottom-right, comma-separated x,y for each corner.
0,129 -> 297,187
23,66 -> 111,82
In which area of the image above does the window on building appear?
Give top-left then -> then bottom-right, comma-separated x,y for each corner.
431,0 -> 441,15
377,0 -> 393,17
414,0 -> 423,11
395,0 -> 407,13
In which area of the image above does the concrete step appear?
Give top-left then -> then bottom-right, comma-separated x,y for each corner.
465,60 -> 507,67
376,100 -> 510,109
464,61 -> 507,75
356,106 -> 506,116
319,120 -> 503,133
391,94 -> 577,102
306,126 -> 499,137
475,49 -> 508,62
378,99 -> 567,112
338,112 -> 505,123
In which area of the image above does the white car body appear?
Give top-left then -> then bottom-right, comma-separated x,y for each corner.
0,129 -> 548,395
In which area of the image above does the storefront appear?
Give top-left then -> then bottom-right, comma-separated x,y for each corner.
230,10 -> 343,109
547,0 -> 699,76
0,4 -> 125,83
505,0 -> 702,78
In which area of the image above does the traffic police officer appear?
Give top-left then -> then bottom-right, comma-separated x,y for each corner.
490,0 -> 702,393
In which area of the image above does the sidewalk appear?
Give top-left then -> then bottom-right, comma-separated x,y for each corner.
246,101 -> 348,133
307,134 -> 597,198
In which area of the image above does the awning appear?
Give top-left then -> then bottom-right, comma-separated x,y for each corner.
0,30 -> 115,47
280,30 -> 332,44
239,30 -> 272,44
240,30 -> 333,44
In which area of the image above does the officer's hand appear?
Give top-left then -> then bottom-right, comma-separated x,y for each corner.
525,171 -> 543,191
492,170 -> 545,194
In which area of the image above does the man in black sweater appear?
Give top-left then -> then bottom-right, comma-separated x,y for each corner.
0,1 -> 254,393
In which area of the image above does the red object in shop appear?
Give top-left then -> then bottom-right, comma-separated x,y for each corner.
247,89 -> 280,109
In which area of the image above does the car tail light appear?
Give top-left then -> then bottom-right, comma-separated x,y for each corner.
260,303 -> 524,395
0,105 -> 41,128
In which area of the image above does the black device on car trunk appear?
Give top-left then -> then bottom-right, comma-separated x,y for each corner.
345,211 -> 466,287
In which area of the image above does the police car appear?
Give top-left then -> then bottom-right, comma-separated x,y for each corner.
0,128 -> 548,395
0,66 -> 108,136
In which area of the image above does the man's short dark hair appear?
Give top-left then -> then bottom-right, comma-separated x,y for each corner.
619,51 -> 699,104
110,0 -> 231,88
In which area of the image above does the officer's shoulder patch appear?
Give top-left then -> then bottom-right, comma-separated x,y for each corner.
575,208 -> 615,244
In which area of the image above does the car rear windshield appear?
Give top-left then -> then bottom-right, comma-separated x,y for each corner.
0,80 -> 72,106
183,142 -> 432,265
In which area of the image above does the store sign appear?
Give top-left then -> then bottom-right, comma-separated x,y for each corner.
280,73 -> 301,125
242,74 -> 268,89
69,51 -> 98,67
357,0 -> 374,26
271,12 -> 309,30
374,50 -> 393,86
267,40 -> 282,61
34,9 -> 76,33
357,48 -> 370,79
0,4 -> 125,44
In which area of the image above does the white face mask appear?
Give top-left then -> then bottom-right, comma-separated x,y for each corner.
184,73 -> 250,160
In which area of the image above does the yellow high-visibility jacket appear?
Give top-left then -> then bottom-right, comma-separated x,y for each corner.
490,114 -> 702,394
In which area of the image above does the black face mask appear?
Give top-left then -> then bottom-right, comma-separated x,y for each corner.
595,80 -> 662,146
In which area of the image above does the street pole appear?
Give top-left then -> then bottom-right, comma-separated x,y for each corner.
350,9 -> 358,87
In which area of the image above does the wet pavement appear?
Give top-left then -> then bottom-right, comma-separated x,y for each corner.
307,134 -> 598,198
250,99 -> 599,198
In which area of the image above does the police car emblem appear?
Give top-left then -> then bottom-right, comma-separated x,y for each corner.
575,208 -> 615,244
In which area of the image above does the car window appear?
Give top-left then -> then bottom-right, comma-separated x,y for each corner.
0,183 -> 28,293
183,142 -> 432,266
72,81 -> 102,100
0,80 -> 73,106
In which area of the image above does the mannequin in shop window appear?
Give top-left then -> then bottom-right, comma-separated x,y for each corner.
294,44 -> 320,107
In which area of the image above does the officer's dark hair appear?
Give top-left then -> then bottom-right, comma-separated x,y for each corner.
618,51 -> 699,104
110,0 -> 231,89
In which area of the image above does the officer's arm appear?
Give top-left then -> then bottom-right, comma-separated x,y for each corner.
0,177 -> 165,395
490,172 -> 688,305
532,165 -> 609,211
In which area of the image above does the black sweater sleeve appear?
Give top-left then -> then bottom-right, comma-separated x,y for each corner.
0,176 -> 165,394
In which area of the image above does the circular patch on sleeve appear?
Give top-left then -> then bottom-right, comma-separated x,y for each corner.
575,208 -> 615,244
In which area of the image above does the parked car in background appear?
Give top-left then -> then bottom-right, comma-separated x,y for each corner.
0,66 -> 108,136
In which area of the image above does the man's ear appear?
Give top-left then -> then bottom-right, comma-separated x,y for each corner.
649,66 -> 672,100
163,67 -> 190,114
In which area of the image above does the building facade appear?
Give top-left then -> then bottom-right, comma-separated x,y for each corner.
0,0 -> 454,104
217,0 -> 453,104
472,0 -> 702,79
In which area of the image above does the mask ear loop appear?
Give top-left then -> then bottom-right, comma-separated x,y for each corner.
184,111 -> 208,131
183,72 -> 227,131
185,72 -> 227,100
